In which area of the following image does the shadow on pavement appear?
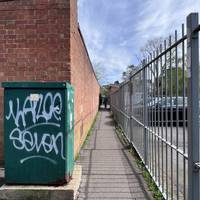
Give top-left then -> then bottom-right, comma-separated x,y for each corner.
104,118 -> 116,127
77,111 -> 153,200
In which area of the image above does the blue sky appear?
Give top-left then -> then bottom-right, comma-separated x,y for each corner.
78,0 -> 200,85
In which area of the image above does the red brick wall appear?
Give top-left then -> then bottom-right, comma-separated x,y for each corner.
0,0 -> 71,162
70,28 -> 100,156
0,0 -> 99,161
0,0 -> 71,82
70,0 -> 100,156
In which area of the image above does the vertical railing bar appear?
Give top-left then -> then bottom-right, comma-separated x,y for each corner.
146,58 -> 148,167
124,85 -> 125,132
151,54 -> 153,173
122,85 -> 123,128
157,48 -> 161,186
148,56 -> 151,169
119,88 -> 120,125
164,39 -> 168,198
130,76 -> 133,144
129,83 -> 130,139
175,29 -> 179,200
129,77 -> 131,142
169,34 -> 174,200
124,85 -> 125,131
132,77 -> 134,144
160,43 -> 164,192
151,53 -> 154,176
123,85 -> 124,130
119,88 -> 122,125
153,51 -> 157,180
123,86 -> 125,133
146,59 -> 149,166
143,59 -> 148,165
121,87 -> 123,130
119,89 -> 120,125
121,87 -> 122,127
182,23 -> 186,200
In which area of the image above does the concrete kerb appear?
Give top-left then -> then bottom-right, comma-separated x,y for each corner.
0,165 -> 82,200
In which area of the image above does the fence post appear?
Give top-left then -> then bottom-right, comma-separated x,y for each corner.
187,13 -> 200,200
143,59 -> 148,165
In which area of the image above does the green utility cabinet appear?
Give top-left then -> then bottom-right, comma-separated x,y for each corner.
2,82 -> 74,185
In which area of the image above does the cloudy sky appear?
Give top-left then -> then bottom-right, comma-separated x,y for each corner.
78,0 -> 200,85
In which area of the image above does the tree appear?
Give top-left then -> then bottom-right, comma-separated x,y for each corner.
122,71 -> 127,81
114,80 -> 119,85
121,64 -> 138,81
93,62 -> 106,83
154,67 -> 188,96
136,36 -> 188,96
100,85 -> 109,96
136,37 -> 163,62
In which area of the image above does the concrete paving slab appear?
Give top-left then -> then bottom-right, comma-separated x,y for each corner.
76,111 -> 153,200
0,165 -> 82,200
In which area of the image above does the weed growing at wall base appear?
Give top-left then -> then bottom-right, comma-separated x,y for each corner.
75,112 -> 99,161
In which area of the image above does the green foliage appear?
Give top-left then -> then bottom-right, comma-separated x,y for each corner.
137,160 -> 164,200
75,112 -> 99,161
83,112 -> 98,146
100,86 -> 109,96
122,65 -> 137,81
154,67 -> 188,96
115,126 -> 164,200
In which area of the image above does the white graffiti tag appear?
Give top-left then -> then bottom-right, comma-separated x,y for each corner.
6,92 -> 65,165
6,92 -> 62,127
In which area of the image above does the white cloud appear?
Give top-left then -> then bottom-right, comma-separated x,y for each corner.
136,0 -> 200,40
78,0 -> 200,85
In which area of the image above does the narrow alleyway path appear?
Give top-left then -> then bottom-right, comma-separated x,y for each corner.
77,110 -> 153,200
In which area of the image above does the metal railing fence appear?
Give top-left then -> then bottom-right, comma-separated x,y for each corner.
110,13 -> 200,200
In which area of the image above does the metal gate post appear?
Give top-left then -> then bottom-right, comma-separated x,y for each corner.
187,13 -> 200,200
143,60 -> 148,165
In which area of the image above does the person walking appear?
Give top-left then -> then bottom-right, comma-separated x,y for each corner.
103,96 -> 108,109
99,94 -> 102,109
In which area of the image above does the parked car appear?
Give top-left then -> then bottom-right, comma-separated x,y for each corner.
147,96 -> 188,126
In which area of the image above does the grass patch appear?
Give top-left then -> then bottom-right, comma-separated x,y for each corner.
75,112 -> 99,161
115,126 -> 164,200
